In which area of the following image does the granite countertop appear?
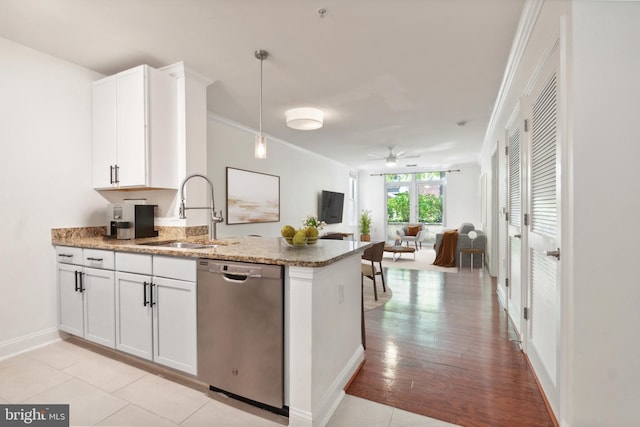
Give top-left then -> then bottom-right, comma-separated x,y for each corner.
51,228 -> 370,267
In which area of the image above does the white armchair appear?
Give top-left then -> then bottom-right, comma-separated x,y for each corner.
396,224 -> 425,250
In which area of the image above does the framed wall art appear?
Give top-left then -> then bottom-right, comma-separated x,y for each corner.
226,167 -> 280,224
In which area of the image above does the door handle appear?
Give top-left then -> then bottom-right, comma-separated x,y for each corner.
143,282 -> 149,307
544,249 -> 560,260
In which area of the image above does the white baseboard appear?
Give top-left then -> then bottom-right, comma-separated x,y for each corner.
314,345 -> 365,427
289,345 -> 365,427
496,286 -> 507,309
0,328 -> 63,361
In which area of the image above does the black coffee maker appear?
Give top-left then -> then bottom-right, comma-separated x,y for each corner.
106,203 -> 158,239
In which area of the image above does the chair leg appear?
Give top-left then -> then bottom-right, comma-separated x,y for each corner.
378,261 -> 386,293
361,280 -> 366,349
369,261 -> 378,301
371,274 -> 378,301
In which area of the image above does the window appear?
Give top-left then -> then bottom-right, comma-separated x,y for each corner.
385,172 -> 445,242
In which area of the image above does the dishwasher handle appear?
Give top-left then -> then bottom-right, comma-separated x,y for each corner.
222,273 -> 252,283
204,263 -> 263,282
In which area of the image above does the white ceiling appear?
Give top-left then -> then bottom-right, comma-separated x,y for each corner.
0,0 -> 525,171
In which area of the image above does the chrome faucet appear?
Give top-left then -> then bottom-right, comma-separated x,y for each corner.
179,174 -> 224,240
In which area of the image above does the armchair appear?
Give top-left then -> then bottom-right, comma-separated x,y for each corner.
434,223 -> 486,268
396,223 -> 426,250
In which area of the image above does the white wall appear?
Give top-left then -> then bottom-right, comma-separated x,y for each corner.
357,172 -> 386,241
0,37 -> 106,357
570,2 -> 640,425
207,116 -> 356,238
444,162 -> 481,229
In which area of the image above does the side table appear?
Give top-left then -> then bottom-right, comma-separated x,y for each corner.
459,248 -> 484,271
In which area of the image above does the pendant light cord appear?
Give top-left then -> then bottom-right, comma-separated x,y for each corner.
255,50 -> 268,136
259,55 -> 263,135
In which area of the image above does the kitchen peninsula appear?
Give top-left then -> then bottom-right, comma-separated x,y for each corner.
52,228 -> 370,427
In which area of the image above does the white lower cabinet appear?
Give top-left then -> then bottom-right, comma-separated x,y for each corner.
115,271 -> 153,360
56,247 -> 115,348
58,263 -> 84,336
83,267 -> 116,347
114,253 -> 197,375
152,275 -> 197,374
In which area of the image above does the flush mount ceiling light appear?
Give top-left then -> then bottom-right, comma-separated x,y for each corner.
285,107 -> 324,130
254,50 -> 268,159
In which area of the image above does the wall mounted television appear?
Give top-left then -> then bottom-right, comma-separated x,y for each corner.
319,190 -> 344,224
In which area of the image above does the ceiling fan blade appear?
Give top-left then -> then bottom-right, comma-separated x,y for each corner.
367,153 -> 385,159
398,154 -> 420,159
395,151 -> 405,157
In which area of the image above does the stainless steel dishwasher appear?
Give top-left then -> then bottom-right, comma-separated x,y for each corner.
197,259 -> 285,414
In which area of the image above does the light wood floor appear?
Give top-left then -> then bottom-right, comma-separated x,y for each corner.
348,265 -> 556,427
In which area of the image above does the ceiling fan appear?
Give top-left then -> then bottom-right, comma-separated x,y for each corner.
368,147 -> 420,166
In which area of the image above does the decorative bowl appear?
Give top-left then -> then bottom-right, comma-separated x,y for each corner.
281,236 -> 318,248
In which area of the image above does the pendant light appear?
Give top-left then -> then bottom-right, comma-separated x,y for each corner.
254,50 -> 268,159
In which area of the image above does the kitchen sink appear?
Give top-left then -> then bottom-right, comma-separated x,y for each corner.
138,241 -> 219,249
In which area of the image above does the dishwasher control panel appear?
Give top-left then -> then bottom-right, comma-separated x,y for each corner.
198,259 -> 280,279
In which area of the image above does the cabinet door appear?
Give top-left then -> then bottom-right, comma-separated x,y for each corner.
116,65 -> 147,188
83,267 -> 116,348
92,76 -> 118,188
57,263 -> 84,336
115,272 -> 153,360
153,276 -> 197,375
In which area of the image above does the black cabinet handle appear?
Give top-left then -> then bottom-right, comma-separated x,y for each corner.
115,165 -> 120,184
74,271 -> 79,292
86,257 -> 103,262
110,165 -> 115,184
78,272 -> 84,292
143,282 -> 149,307
149,283 -> 156,307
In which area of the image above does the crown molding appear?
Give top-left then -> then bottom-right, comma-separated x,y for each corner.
483,0 -> 545,145
207,112 -> 354,170
159,61 -> 215,86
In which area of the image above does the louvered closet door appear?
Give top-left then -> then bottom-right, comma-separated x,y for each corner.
525,43 -> 561,405
506,112 -> 523,335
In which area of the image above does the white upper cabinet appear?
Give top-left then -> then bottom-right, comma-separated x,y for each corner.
92,65 -> 178,190
92,76 -> 117,187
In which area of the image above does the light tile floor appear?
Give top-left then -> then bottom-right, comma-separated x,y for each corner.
0,340 -> 458,426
